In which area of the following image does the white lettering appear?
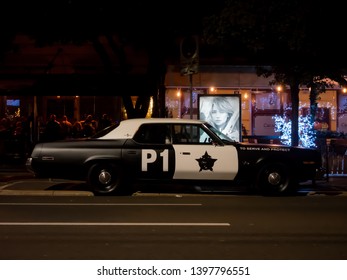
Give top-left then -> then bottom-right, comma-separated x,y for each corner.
142,149 -> 157,171
161,150 -> 169,172
142,149 -> 169,172
246,147 -> 260,150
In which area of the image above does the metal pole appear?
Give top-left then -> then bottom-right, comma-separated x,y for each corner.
190,73 -> 193,119
33,96 -> 37,143
93,96 -> 96,116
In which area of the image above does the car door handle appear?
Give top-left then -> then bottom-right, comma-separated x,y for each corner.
181,152 -> 190,155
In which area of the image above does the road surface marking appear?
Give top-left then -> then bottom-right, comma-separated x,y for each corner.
0,203 -> 202,206
0,222 -> 230,226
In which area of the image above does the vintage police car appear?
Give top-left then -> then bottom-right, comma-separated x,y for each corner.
26,118 -> 322,196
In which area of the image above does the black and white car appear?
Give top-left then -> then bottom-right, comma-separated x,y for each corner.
26,118 -> 322,196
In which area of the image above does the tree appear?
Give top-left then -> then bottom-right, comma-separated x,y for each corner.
15,1 -> 168,118
202,0 -> 347,146
1,1 -> 218,119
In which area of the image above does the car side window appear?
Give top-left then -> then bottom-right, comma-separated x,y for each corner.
172,124 -> 208,144
133,124 -> 172,144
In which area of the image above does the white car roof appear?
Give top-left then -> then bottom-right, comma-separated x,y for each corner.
99,118 -> 206,140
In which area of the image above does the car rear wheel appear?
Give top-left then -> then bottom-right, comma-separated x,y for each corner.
256,162 -> 294,195
87,163 -> 128,195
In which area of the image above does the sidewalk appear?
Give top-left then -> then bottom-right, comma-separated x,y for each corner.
311,175 -> 347,192
0,161 -> 34,182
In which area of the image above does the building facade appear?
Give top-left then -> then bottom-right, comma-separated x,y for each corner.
1,65 -> 347,142
165,65 -> 346,137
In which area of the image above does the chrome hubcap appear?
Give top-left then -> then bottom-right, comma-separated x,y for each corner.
99,169 -> 111,185
268,172 -> 281,185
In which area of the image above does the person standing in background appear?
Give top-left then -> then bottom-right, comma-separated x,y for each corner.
97,113 -> 112,131
60,115 -> 72,139
81,114 -> 96,137
43,114 -> 62,142
71,118 -> 83,138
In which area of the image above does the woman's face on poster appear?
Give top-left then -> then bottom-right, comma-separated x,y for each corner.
211,105 -> 228,126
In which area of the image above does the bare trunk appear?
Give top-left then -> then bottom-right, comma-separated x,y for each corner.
290,82 -> 300,147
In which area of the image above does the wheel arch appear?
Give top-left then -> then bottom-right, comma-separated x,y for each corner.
254,154 -> 296,171
83,156 -> 121,176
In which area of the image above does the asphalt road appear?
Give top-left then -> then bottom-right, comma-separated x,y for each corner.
0,194 -> 347,260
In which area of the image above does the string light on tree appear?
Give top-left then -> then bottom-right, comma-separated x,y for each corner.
273,110 -> 317,148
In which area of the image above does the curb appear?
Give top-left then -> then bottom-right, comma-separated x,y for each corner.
307,190 -> 347,196
0,190 -> 94,196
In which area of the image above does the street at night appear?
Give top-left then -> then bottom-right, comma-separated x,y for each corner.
0,178 -> 347,260
2,1 -> 347,279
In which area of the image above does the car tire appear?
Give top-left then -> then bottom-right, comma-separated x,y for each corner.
87,163 -> 129,195
256,162 -> 294,196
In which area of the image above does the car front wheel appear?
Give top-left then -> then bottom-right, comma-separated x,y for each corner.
87,163 -> 127,195
256,162 -> 294,195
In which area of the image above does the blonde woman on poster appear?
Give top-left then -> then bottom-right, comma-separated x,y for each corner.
200,96 -> 240,141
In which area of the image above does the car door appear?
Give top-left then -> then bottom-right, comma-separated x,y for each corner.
124,123 -> 175,180
171,124 -> 238,180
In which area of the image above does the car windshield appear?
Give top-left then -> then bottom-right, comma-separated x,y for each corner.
204,123 -> 235,143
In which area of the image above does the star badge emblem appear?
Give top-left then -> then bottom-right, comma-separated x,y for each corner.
196,151 -> 217,172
